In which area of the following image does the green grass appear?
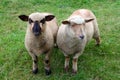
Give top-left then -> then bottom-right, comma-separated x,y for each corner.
0,0 -> 120,80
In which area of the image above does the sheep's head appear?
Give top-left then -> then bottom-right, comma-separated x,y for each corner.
18,12 -> 55,36
62,15 -> 94,39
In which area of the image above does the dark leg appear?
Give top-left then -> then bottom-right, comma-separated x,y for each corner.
44,51 -> 51,75
29,52 -> 38,74
95,37 -> 101,46
32,55 -> 38,74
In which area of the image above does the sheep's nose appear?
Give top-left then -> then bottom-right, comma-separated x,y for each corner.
79,35 -> 84,39
33,21 -> 41,36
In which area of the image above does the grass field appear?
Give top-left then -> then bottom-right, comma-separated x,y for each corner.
0,0 -> 120,80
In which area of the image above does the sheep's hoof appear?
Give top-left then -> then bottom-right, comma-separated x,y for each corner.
45,69 -> 51,75
32,68 -> 38,74
95,43 -> 100,46
64,66 -> 69,72
72,70 -> 77,75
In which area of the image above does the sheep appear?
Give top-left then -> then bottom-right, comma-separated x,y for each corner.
18,12 -> 58,75
57,9 -> 101,74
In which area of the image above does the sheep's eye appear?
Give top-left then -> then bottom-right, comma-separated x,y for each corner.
29,18 -> 33,24
40,19 -> 45,24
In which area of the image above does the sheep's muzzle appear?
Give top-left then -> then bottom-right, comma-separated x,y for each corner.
32,21 -> 41,36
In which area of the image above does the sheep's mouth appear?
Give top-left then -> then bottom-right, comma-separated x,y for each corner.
33,21 -> 41,36
33,29 -> 41,36
34,32 -> 40,36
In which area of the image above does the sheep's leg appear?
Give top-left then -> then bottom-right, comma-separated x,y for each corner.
44,51 -> 51,75
29,53 -> 38,74
64,56 -> 70,72
94,37 -> 101,46
93,33 -> 101,46
72,57 -> 78,74
32,55 -> 38,74
72,52 -> 82,75
93,20 -> 101,46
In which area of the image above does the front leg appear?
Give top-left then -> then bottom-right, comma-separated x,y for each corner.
72,52 -> 82,75
64,56 -> 70,72
44,50 -> 51,75
72,58 -> 78,75
32,55 -> 38,74
29,51 -> 38,74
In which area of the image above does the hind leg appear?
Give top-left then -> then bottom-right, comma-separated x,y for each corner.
94,37 -> 101,46
93,27 -> 101,45
93,28 -> 101,46
93,31 -> 101,46
93,18 -> 101,46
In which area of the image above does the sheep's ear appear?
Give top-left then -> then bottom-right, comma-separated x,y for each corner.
85,18 -> 94,23
45,15 -> 55,21
62,20 -> 70,25
18,15 -> 28,21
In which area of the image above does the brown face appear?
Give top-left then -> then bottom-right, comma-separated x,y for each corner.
18,13 -> 55,36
